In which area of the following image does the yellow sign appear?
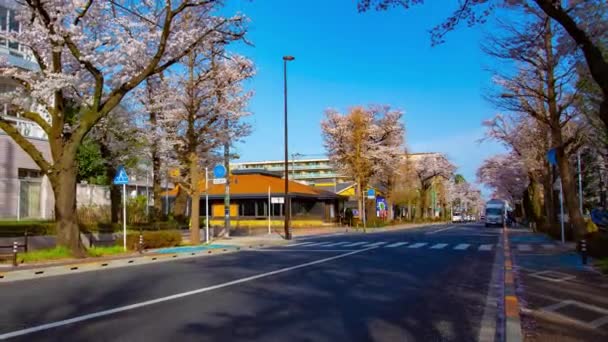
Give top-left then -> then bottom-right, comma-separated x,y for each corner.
169,168 -> 180,178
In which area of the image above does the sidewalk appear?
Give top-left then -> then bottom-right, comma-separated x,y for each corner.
508,229 -> 608,341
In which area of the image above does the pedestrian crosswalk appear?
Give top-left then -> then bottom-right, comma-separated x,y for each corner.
284,240 -> 561,253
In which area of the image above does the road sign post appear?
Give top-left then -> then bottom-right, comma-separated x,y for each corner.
205,167 -> 209,244
113,166 -> 130,251
213,164 -> 230,237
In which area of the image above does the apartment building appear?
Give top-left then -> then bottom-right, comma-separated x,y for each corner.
0,0 -> 54,219
232,158 -> 348,186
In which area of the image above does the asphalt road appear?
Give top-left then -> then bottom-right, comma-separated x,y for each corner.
0,223 -> 502,342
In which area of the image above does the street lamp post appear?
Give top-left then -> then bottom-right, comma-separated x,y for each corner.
283,55 -> 295,240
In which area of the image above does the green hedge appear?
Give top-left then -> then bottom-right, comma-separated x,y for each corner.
123,230 -> 182,250
0,221 -> 55,237
0,220 -> 185,238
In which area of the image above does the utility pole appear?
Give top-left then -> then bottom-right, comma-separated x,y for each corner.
282,55 -> 295,240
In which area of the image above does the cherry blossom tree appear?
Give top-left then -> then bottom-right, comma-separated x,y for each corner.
477,153 -> 529,203
484,10 -> 588,237
160,48 -> 253,244
359,1 -> 608,139
132,75 -> 170,221
0,1 -> 247,253
322,106 -> 404,223
409,153 -> 455,218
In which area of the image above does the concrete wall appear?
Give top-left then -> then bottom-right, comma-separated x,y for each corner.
76,184 -> 111,208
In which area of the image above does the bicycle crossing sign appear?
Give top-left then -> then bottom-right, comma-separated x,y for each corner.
113,165 -> 129,185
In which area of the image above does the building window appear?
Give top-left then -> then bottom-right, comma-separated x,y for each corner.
0,7 -> 7,32
18,168 -> 42,179
256,201 -> 266,216
241,201 -> 255,216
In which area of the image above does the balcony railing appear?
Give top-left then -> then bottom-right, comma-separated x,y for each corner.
0,115 -> 47,140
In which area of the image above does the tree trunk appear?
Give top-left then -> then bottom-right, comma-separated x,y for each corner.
189,154 -> 201,245
356,180 -> 362,225
542,172 -> 556,232
173,186 -> 188,223
543,19 -> 586,239
555,145 -> 587,239
53,159 -> 85,256
151,117 -> 163,221
600,101 -> 608,141
419,188 -> 429,219
99,143 -> 120,223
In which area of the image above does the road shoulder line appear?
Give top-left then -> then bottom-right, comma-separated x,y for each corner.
0,247 -> 377,340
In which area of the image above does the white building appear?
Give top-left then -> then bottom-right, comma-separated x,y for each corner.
0,0 -> 54,219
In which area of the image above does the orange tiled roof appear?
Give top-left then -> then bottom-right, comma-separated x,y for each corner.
166,173 -> 338,199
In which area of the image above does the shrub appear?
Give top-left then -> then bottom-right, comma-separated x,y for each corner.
0,220 -> 56,237
127,195 -> 149,225
123,230 -> 182,250
366,218 -> 390,228
77,205 -> 111,225
586,232 -> 608,258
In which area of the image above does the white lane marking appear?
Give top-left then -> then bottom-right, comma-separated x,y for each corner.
425,225 -> 459,235
285,241 -> 316,247
478,244 -> 493,251
304,242 -> 334,247
541,244 -> 556,250
362,241 -> 387,247
0,247 -> 377,340
385,242 -> 408,248
252,249 -> 357,252
430,243 -> 448,249
408,243 -> 427,249
454,244 -> 470,250
517,244 -> 532,252
343,242 -> 368,247
322,242 -> 349,247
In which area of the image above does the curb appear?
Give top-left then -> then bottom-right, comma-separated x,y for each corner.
503,226 -> 524,341
0,243 -> 275,283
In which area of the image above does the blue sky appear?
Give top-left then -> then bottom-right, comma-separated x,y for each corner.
226,0 -> 506,190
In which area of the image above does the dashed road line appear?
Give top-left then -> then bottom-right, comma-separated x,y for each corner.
408,242 -> 428,249
343,242 -> 368,247
430,243 -> 448,249
285,242 -> 316,247
322,242 -> 349,247
478,244 -> 493,251
385,242 -> 408,248
304,242 -> 335,247
362,241 -> 388,247
454,244 -> 470,250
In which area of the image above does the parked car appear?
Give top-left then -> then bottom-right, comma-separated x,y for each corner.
452,212 -> 463,223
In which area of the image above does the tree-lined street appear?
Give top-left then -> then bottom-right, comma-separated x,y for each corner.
1,223 -> 502,341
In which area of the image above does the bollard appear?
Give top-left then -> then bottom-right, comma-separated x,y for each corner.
12,241 -> 18,267
580,239 -> 588,265
138,234 -> 144,254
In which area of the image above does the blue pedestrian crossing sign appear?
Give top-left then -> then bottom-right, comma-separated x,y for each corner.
113,165 -> 129,185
